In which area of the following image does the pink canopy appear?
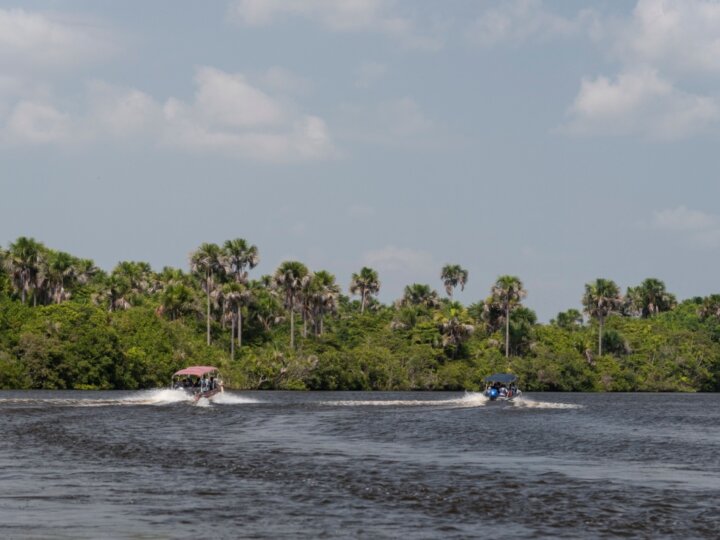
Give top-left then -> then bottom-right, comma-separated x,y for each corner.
173,365 -> 219,377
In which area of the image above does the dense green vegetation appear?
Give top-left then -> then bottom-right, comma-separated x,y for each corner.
1,237 -> 719,391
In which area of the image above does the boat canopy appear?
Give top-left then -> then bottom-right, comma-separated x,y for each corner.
483,373 -> 518,384
173,366 -> 219,378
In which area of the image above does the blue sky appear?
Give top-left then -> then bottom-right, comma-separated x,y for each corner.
1,0 -> 719,320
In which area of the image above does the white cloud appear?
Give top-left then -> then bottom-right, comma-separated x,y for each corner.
607,0 -> 720,75
0,67 -> 335,162
192,67 -> 284,128
467,0 -> 596,47
228,0 -> 442,50
4,101 -> 72,144
650,206 -> 720,247
86,81 -> 162,139
0,8 -> 116,71
564,68 -> 720,139
652,206 -> 718,231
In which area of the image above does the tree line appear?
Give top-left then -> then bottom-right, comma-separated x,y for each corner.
1,236 -> 719,391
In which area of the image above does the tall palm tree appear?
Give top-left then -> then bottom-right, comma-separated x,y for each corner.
160,282 -> 196,321
222,239 -> 259,283
490,275 -> 527,357
222,239 -> 259,350
222,282 -> 250,360
582,278 -> 622,356
190,243 -> 223,345
349,267 -> 380,313
399,283 -> 440,309
273,261 -> 310,349
440,264 -> 468,297
46,251 -> 77,304
5,237 -> 44,304
308,270 -> 340,336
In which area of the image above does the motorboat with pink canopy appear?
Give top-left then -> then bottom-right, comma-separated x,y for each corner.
171,365 -> 224,401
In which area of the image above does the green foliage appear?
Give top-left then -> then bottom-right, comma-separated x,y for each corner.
1,237 -> 719,392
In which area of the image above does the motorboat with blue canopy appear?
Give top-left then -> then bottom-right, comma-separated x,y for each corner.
483,373 -> 521,401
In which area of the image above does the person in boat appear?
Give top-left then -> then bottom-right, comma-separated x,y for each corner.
209,377 -> 215,390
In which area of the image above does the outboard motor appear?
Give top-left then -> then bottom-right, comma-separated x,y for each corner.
488,387 -> 499,400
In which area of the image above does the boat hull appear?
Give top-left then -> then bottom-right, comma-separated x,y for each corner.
192,387 -> 222,402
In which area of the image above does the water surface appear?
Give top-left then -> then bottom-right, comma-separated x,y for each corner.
0,391 -> 717,538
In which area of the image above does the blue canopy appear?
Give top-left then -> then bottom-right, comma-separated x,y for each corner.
483,373 -> 518,384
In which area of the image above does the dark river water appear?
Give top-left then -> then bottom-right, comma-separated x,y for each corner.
0,390 -> 718,539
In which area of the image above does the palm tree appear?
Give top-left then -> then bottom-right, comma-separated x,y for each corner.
582,278 -> 622,356
46,251 -> 77,304
308,270 -> 340,336
490,275 -> 527,357
94,274 -> 133,312
75,258 -> 100,286
627,278 -> 676,318
222,282 -> 250,360
399,283 -> 440,309
434,302 -> 475,358
552,308 -> 583,330
349,267 -> 380,313
273,261 -> 310,349
222,239 -> 259,350
440,264 -> 468,297
699,294 -> 720,322
222,239 -> 259,283
250,282 -> 284,333
111,261 -> 158,301
4,237 -> 46,304
160,282 -> 196,321
190,243 -> 223,345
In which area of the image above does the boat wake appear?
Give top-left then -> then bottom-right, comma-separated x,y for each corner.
323,392 -> 490,408
0,389 -> 262,408
209,392 -> 261,405
511,397 -> 582,409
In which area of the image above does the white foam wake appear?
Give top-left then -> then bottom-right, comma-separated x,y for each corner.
324,392 -> 489,408
209,392 -> 261,405
118,388 -> 192,405
511,397 -> 582,409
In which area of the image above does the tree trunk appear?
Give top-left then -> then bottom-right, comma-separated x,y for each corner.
206,270 -> 211,346
505,304 -> 510,357
598,315 -> 604,356
290,304 -> 295,349
230,315 -> 235,361
361,290 -> 366,313
237,308 -> 243,349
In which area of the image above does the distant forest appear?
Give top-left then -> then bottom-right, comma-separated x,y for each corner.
1,236 -> 719,391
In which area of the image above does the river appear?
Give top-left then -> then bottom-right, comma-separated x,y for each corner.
0,391 -> 718,539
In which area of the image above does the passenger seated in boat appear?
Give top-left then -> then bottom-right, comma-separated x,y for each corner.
209,377 -> 215,390
499,386 -> 508,397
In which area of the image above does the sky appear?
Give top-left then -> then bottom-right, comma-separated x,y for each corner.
1,0 -> 720,321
